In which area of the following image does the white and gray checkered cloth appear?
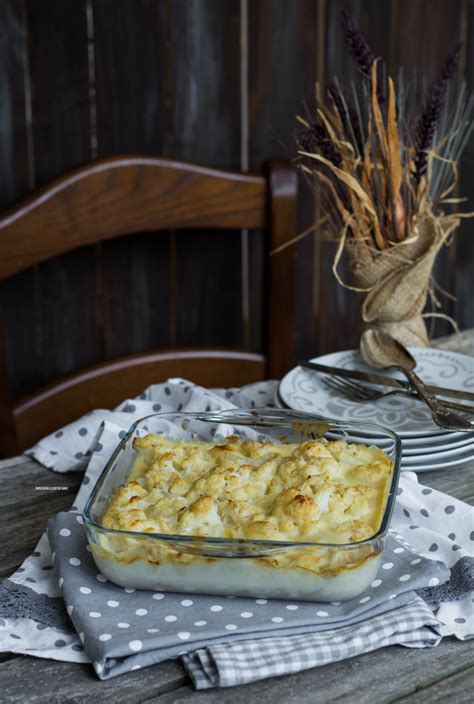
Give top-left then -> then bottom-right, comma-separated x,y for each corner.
184,599 -> 441,688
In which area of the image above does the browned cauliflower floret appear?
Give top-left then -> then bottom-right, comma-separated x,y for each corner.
178,496 -> 222,536
298,441 -> 334,460
221,499 -> 262,525
243,518 -> 285,540
332,520 -> 374,543
132,434 -> 167,465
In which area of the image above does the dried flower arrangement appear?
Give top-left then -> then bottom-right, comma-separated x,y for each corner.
289,9 -> 473,350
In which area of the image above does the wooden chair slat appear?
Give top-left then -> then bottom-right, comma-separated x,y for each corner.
0,156 -> 266,279
265,160 -> 298,379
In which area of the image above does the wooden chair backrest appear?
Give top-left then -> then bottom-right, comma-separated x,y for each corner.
0,156 -> 297,455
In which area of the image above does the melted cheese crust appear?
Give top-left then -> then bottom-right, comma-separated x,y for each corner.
100,435 -> 392,574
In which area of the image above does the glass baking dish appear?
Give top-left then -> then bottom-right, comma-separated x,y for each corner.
83,409 -> 401,602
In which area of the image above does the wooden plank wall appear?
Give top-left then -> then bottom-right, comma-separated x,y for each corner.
0,0 -> 472,398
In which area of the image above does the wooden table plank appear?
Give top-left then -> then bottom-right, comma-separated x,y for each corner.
396,667 -> 474,704
395,666 -> 474,703
0,457 -> 80,580
423,464 -> 474,505
0,655 -> 186,704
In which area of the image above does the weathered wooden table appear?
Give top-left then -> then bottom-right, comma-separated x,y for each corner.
1,333 -> 473,703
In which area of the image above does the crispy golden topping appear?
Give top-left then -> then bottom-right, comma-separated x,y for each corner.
102,434 -> 392,546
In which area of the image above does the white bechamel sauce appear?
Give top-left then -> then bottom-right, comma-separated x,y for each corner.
92,548 -> 382,602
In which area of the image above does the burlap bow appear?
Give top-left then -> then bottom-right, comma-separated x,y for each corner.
343,213 -> 461,352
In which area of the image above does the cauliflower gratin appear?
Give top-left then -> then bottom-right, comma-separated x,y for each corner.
98,434 -> 393,582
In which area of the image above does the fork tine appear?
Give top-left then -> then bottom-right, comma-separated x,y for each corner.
334,377 -> 376,400
321,377 -> 348,393
321,377 -> 346,394
322,376 -> 370,401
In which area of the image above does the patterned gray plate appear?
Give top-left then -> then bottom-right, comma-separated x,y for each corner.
402,434 -> 474,456
279,348 -> 474,438
402,441 -> 474,465
401,444 -> 473,471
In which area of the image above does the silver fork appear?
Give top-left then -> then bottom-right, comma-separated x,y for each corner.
322,376 -> 474,415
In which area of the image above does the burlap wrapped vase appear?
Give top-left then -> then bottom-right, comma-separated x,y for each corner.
343,212 -> 461,357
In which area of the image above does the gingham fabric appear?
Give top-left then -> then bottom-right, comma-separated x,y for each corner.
183,598 -> 441,688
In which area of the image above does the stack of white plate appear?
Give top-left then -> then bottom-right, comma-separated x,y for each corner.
277,348 -> 474,472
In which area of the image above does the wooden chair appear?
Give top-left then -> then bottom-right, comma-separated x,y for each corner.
0,156 -> 297,457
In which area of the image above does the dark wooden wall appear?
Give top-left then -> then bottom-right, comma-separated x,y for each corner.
0,0 -> 473,398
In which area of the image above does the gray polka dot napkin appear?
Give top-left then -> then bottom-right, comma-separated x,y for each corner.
47,511 -> 448,680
